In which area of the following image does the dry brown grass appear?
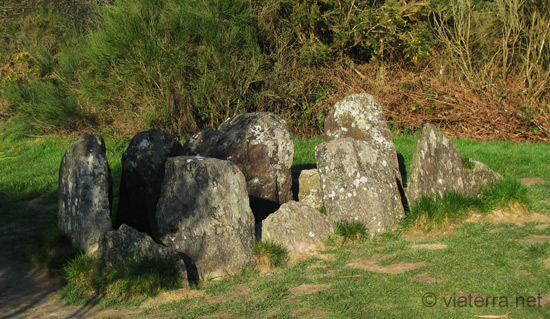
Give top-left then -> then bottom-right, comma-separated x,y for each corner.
304,60 -> 549,142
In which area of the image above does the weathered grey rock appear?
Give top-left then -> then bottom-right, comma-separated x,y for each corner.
58,134 -> 113,254
182,112 -> 294,221
257,201 -> 332,253
115,129 -> 183,241
98,224 -> 188,282
407,123 -> 467,203
462,158 -> 502,195
324,93 -> 399,173
156,156 -> 255,279
315,138 -> 405,237
298,169 -> 324,209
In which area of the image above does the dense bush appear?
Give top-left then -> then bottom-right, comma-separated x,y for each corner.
0,0 -> 548,138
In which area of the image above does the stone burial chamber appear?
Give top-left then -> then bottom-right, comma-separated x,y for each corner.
57,113 -> 297,282
57,99 -> 503,282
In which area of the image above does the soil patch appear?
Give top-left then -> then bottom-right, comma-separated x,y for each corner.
0,251 -> 127,319
516,235 -> 550,245
403,225 -> 456,239
204,285 -> 250,304
288,284 -> 332,296
202,313 -> 241,319
543,259 -> 550,269
519,178 -> 546,186
347,256 -> 428,274
540,295 -> 550,308
316,253 -> 336,262
289,307 -> 328,318
138,288 -> 205,309
410,244 -> 448,250
466,205 -> 550,226
414,274 -> 441,283
287,245 -> 328,265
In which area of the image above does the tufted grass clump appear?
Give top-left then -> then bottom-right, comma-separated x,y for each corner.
461,156 -> 475,170
404,192 -> 481,228
404,178 -> 531,229
334,221 -> 367,242
62,254 -> 184,305
252,241 -> 289,270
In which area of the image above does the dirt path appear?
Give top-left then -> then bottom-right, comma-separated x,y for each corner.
0,251 -> 129,319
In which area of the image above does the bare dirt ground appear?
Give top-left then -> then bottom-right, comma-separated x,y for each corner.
0,250 -> 129,319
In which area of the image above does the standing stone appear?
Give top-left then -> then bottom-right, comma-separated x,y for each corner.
156,156 -> 255,279
115,130 -> 183,241
98,224 -> 188,284
298,169 -> 324,210
324,93 -> 399,173
407,123 -> 467,203
257,201 -> 332,253
315,138 -> 405,237
58,134 -> 113,254
183,112 -> 294,221
462,158 -> 502,195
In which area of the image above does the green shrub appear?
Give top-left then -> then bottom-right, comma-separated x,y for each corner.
76,0 -> 263,134
2,79 -> 85,134
252,240 -> 289,269
253,0 -> 435,66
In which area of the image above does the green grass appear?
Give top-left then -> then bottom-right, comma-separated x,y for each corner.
0,134 -> 549,317
147,221 -> 550,318
62,254 -> 183,306
0,134 -> 126,264
292,136 -> 323,169
404,178 -> 531,228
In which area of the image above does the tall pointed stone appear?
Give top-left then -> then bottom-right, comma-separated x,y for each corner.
58,134 -> 113,254
324,93 -> 399,174
407,123 -> 467,203
315,138 -> 404,237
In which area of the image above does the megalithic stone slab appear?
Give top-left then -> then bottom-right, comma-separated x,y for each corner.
407,123 -> 467,203
298,169 -> 324,210
315,138 -> 405,237
58,134 -> 113,254
256,201 -> 333,253
98,224 -> 188,285
462,158 -> 503,195
115,129 -> 183,241
324,93 -> 399,173
182,112 -> 294,222
156,156 -> 255,280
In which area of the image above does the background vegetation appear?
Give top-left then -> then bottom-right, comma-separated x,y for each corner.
1,0 -> 549,140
